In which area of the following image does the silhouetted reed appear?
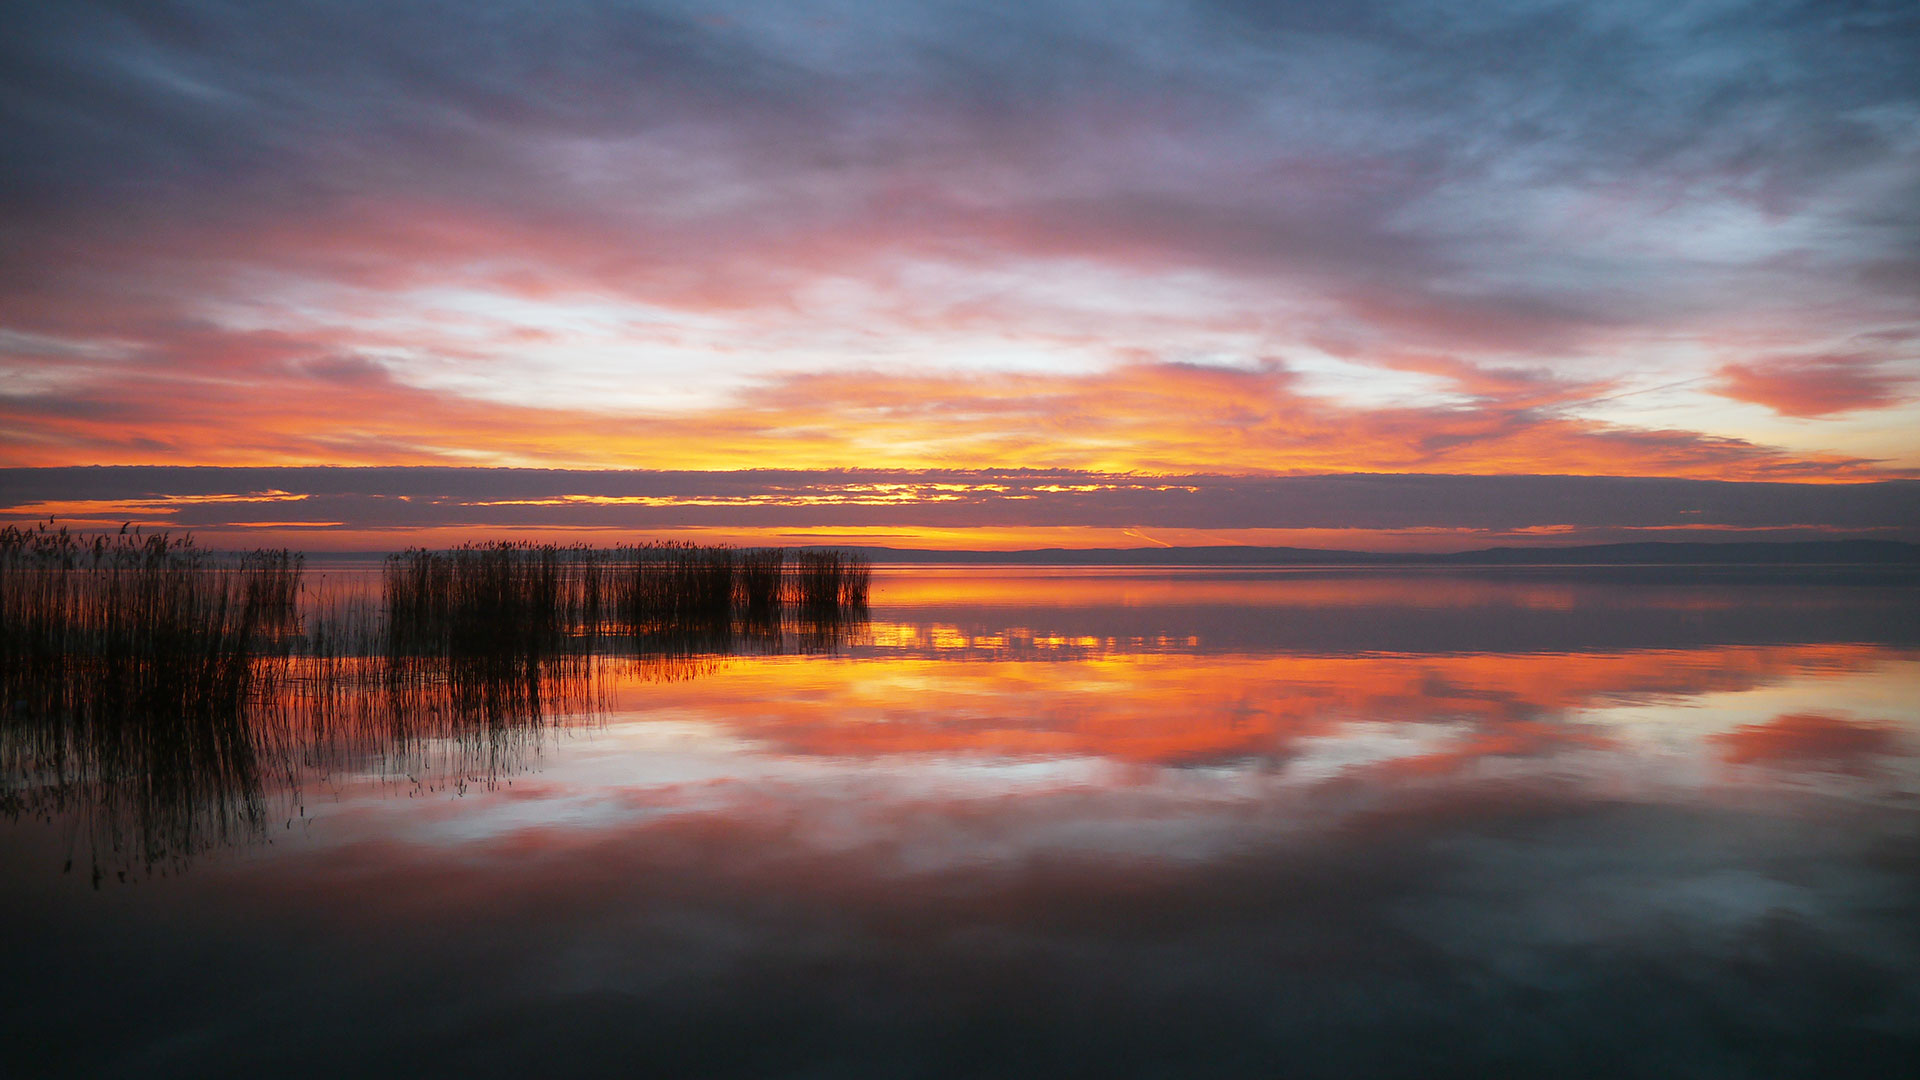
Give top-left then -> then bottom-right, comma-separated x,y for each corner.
620,542 -> 734,630
0,524 -> 304,882
385,542 -> 600,664
789,549 -> 872,615
738,547 -> 785,624
383,541 -> 869,658
273,650 -> 601,803
3,530 -> 870,881
312,552 -> 604,802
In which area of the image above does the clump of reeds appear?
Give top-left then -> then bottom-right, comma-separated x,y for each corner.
4,530 -> 873,881
736,547 -> 785,624
381,541 -> 870,659
384,542 -> 602,664
617,542 -> 738,635
0,523 -> 304,720
0,523 -> 305,881
788,549 -> 871,614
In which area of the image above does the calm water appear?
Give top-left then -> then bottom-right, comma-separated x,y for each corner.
4,566 -> 1918,1078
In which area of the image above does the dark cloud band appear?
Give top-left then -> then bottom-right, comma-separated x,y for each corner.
4,467 -> 1916,535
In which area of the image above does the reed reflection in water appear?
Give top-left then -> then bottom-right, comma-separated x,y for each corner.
0,559 -> 1915,1077
0,531 -> 870,882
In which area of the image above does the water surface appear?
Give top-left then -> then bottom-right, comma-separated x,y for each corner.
4,566 -> 1917,1077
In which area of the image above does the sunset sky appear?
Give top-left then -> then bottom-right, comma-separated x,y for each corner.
3,1 -> 1917,549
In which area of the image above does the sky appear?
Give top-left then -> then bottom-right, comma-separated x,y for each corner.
2,0 -> 1918,549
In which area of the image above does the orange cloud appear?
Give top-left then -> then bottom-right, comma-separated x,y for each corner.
4,181 -> 1913,486
1,351 -> 1895,482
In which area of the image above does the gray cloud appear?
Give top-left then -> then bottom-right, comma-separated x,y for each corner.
3,466 -> 1917,537
3,0 -> 1916,354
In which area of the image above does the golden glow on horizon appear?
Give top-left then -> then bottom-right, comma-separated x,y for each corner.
0,513 -> 1894,552
4,360 -> 1908,480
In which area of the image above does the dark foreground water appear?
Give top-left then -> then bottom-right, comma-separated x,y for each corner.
4,566 -> 1918,1078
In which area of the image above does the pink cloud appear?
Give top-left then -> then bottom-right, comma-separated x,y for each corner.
1713,354 -> 1913,418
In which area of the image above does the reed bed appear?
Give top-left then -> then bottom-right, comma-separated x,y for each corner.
737,547 -> 785,623
1,524 -> 304,881
790,549 -> 873,613
384,541 -> 599,663
3,530 -> 870,880
383,540 -> 869,652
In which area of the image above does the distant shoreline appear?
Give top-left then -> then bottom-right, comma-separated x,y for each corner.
293,539 -> 1920,567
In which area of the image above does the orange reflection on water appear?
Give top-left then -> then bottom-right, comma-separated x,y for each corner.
595,644 -> 1899,767
861,621 -> 1190,654
868,566 -> 1809,612
871,567 -> 1588,609
1712,712 -> 1903,772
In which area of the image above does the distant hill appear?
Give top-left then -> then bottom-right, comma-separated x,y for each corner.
841,539 -> 1920,566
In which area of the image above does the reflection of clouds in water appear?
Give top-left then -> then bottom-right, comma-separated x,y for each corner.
1714,712 -> 1902,769
272,654 -> 1915,875
576,649 -> 1918,797
4,571 -> 1918,1075
6,778 -> 1913,1078
17,644 -> 1909,881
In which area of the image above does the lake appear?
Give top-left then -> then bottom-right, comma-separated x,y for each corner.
3,564 -> 1918,1077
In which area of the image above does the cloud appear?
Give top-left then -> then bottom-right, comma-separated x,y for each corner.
298,354 -> 393,385
1713,354 -> 1915,418
0,353 -> 1901,480
3,467 -> 1917,548
4,3 -> 1917,338
1,1 -> 1917,480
